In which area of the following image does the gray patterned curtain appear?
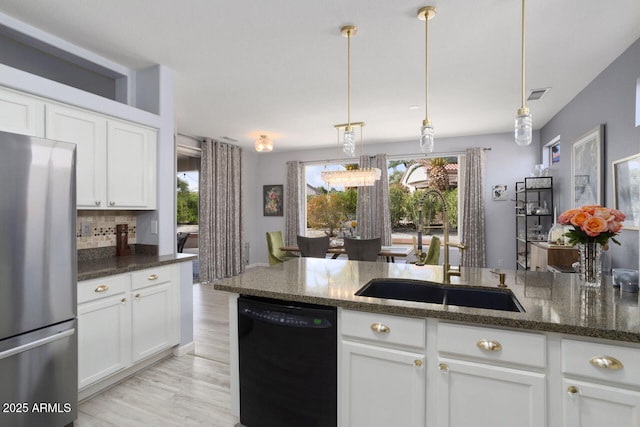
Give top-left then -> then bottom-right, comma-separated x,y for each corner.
461,147 -> 486,267
199,139 -> 245,282
356,154 -> 391,245
285,161 -> 301,246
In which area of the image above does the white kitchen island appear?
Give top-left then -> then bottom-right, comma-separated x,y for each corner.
214,257 -> 640,427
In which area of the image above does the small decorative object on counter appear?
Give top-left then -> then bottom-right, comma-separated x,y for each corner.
116,223 -> 131,256
547,207 -> 565,244
558,205 -> 625,287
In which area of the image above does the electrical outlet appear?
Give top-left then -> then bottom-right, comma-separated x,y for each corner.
497,258 -> 504,267
81,222 -> 92,237
150,220 -> 158,234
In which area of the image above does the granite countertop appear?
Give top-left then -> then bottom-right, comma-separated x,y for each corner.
213,257 -> 640,343
78,253 -> 196,281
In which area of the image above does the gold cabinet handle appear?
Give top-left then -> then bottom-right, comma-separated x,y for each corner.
439,363 -> 449,373
370,322 -> 390,333
120,298 -> 126,304
414,359 -> 423,368
134,293 -> 141,300
148,274 -> 159,281
567,386 -> 580,397
95,200 -> 101,206
477,339 -> 502,352
109,201 -> 115,206
94,284 -> 109,293
589,356 -> 624,370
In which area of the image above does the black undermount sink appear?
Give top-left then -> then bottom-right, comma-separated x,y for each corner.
355,279 -> 525,313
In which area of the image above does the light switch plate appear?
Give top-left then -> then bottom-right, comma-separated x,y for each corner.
81,222 -> 92,237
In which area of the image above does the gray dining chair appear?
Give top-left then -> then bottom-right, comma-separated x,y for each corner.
343,237 -> 382,262
297,235 -> 331,258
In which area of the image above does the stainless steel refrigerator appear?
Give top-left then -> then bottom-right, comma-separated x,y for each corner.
0,130 -> 78,427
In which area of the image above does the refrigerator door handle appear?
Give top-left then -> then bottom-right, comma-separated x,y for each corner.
0,328 -> 75,361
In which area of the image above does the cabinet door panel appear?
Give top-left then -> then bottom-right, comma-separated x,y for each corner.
46,104 -> 107,208
78,294 -> 131,389
341,341 -> 425,427
437,358 -> 545,427
562,379 -> 640,427
0,88 -> 44,137
131,282 -> 176,362
107,120 -> 156,209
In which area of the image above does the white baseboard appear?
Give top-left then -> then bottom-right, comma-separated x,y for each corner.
173,341 -> 195,356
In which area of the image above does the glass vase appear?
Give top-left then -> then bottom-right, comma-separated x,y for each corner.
577,242 -> 602,287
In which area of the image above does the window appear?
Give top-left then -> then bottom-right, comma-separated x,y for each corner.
388,156 -> 461,245
304,163 -> 358,237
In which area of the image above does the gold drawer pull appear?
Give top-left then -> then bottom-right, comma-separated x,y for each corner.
94,285 -> 109,293
477,339 -> 502,352
370,322 -> 390,333
439,363 -> 449,373
148,274 -> 159,281
567,385 -> 580,397
589,356 -> 623,370
134,293 -> 141,300
414,359 -> 423,368
120,298 -> 126,304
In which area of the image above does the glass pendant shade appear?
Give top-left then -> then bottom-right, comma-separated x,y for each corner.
420,123 -> 435,153
342,129 -> 356,156
321,167 -> 382,187
514,112 -> 532,146
255,135 -> 273,152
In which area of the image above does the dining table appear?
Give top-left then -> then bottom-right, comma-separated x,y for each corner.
280,244 -> 414,263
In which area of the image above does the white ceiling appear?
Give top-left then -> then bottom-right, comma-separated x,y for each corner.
1,0 -> 639,152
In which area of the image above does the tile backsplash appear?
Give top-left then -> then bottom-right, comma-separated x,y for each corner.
76,211 -> 137,249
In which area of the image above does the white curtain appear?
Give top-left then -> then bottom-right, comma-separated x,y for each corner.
199,139 -> 245,281
461,147 -> 486,267
285,160 -> 302,246
356,153 -> 391,245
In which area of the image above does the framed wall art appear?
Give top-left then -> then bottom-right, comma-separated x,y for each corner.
571,125 -> 603,207
613,153 -> 640,230
263,184 -> 283,216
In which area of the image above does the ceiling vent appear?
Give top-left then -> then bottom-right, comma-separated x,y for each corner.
527,87 -> 551,101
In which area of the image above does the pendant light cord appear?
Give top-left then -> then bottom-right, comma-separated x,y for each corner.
521,0 -> 526,110
425,13 -> 429,123
347,29 -> 352,129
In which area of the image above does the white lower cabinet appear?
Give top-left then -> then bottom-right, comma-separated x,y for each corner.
436,322 -> 546,427
341,341 -> 425,427
78,275 -> 131,389
436,358 -> 545,427
78,265 -> 179,391
561,339 -> 640,427
340,310 -> 426,427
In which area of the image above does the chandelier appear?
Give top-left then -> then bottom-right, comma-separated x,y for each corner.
322,25 -> 381,188
255,134 -> 273,152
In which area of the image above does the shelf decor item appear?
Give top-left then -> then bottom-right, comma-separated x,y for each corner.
558,205 -> 625,287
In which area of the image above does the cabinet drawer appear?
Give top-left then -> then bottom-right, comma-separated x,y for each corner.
131,265 -> 173,290
562,339 -> 640,387
78,274 -> 129,304
341,310 -> 425,350
438,322 -> 546,369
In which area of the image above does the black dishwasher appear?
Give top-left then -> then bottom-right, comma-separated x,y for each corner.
238,295 -> 337,427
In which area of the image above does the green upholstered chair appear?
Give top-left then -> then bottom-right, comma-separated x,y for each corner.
424,235 -> 441,265
266,231 -> 297,266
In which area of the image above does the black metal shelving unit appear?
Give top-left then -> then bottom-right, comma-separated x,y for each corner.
515,177 -> 554,270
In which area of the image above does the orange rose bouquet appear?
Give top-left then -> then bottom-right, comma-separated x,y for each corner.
558,205 -> 625,248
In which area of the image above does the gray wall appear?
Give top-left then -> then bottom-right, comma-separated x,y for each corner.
247,131 -> 540,270
540,37 -> 640,271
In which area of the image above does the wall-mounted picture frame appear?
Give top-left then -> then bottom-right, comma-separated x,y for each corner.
613,153 -> 640,230
571,125 -> 603,207
263,184 -> 284,216
492,184 -> 508,201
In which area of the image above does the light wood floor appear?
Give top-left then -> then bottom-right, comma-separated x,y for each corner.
75,284 -> 240,426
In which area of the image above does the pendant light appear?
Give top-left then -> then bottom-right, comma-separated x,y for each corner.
515,0 -> 532,146
255,134 -> 273,152
321,25 -> 380,187
418,6 -> 436,154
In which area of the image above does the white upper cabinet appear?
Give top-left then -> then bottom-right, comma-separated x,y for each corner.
0,87 -> 45,137
46,103 -> 108,208
107,119 -> 156,209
